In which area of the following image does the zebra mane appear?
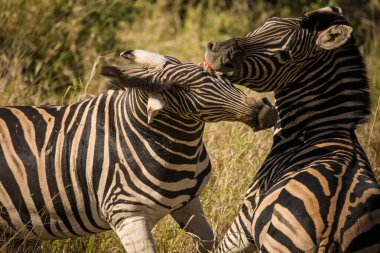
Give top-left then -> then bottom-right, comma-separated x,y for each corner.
101,65 -> 173,92
300,7 -> 349,31
300,8 -> 370,128
343,47 -> 372,127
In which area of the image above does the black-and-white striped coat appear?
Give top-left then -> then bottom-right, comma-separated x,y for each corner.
205,7 -> 380,253
0,50 -> 277,252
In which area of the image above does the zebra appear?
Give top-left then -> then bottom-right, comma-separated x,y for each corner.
0,49 -> 278,253
204,6 -> 380,253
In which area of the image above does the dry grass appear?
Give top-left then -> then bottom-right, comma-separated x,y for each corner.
0,1 -> 379,252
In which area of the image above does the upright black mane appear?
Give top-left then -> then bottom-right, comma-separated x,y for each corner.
300,8 -> 349,31
298,8 -> 371,128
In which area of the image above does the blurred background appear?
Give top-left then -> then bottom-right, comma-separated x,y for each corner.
0,0 -> 379,252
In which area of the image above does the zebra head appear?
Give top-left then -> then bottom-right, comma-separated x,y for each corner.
101,50 -> 278,131
204,6 -> 354,92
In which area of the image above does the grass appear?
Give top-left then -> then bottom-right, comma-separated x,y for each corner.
0,1 -> 379,252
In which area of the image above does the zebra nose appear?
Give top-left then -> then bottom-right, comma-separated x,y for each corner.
245,97 -> 278,131
258,98 -> 278,130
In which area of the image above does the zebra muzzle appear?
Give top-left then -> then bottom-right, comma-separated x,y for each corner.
204,40 -> 244,76
257,97 -> 278,130
245,97 -> 278,131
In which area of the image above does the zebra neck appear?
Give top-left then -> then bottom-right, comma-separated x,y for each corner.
118,89 -> 205,151
271,46 -> 370,151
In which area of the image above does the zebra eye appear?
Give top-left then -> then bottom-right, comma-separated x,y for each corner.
279,50 -> 293,61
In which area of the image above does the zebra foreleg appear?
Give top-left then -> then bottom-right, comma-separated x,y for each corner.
171,197 -> 215,253
215,214 -> 256,253
112,216 -> 157,253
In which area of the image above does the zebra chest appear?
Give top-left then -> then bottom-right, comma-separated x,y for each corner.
250,146 -> 378,249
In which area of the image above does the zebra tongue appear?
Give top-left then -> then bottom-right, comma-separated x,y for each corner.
147,92 -> 165,124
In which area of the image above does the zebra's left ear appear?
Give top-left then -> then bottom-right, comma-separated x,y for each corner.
316,24 -> 353,50
147,92 -> 165,124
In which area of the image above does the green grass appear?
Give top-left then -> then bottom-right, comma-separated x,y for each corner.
1,1 -> 380,252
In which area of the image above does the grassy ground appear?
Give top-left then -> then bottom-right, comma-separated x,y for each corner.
1,1 -> 380,252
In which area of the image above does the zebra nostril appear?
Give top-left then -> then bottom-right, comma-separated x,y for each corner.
224,62 -> 235,70
259,98 -> 278,129
120,50 -> 135,60
262,97 -> 274,109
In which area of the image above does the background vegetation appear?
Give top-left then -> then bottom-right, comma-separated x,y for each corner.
0,0 -> 379,252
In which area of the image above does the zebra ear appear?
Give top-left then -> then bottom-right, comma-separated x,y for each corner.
316,25 -> 353,50
147,92 -> 165,124
101,65 -> 171,92
121,50 -> 168,69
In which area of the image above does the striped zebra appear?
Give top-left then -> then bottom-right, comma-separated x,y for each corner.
0,49 -> 277,253
204,6 -> 380,253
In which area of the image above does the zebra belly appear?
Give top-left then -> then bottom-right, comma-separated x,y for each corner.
0,197 -> 110,240
101,160 -> 213,225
